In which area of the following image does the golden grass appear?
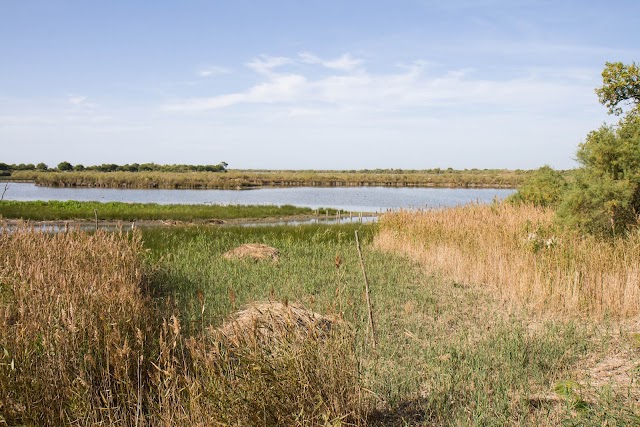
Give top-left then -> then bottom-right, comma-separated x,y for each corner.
0,227 -> 364,426
0,228 -> 148,425
374,203 -> 640,318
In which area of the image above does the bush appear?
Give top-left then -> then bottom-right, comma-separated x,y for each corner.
508,165 -> 567,207
558,112 -> 640,237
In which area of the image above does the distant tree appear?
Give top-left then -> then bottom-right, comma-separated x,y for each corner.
57,161 -> 73,171
74,164 -> 85,171
0,163 -> 9,172
97,163 -> 118,172
36,162 -> 48,171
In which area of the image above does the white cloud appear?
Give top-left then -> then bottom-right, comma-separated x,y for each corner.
68,95 -> 88,105
198,66 -> 230,77
164,74 -> 307,111
298,52 -> 363,71
247,55 -> 293,75
163,52 -> 596,115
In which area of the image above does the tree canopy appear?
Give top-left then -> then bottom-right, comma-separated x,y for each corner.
595,61 -> 640,116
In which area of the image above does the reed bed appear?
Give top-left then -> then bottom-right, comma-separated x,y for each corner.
12,169 -> 528,189
0,227 -> 364,426
375,203 -> 640,317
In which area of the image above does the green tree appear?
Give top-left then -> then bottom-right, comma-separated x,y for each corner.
508,165 -> 567,207
36,162 -> 48,171
557,62 -> 640,237
595,62 -> 640,116
57,161 -> 73,171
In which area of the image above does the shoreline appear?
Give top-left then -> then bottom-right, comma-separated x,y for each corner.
1,212 -> 379,230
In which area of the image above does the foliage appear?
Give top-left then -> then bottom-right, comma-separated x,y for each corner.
556,170 -> 638,237
508,165 -> 567,207
556,62 -> 640,237
35,162 -> 47,171
557,111 -> 640,237
57,161 -> 73,171
595,61 -> 640,116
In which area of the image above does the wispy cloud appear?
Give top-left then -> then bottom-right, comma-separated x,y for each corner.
68,95 -> 88,105
197,65 -> 230,77
247,55 -> 293,76
298,52 -> 362,71
162,52 -> 597,114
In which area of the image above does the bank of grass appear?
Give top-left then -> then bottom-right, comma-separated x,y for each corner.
11,169 -> 534,189
0,200 -> 319,222
375,203 -> 640,318
1,222 -> 638,425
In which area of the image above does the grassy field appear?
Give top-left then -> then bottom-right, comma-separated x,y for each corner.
0,200 -> 321,222
9,169 -> 540,189
1,218 -> 638,425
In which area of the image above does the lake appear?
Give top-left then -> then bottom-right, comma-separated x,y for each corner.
3,183 -> 515,213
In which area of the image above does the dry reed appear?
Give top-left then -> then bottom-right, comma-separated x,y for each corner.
374,203 -> 640,318
0,227 -> 364,425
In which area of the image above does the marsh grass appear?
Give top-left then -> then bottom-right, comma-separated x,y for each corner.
0,226 -> 365,426
12,169 -> 529,189
1,222 -> 637,425
142,224 -> 635,425
375,203 -> 640,318
0,200 -> 315,222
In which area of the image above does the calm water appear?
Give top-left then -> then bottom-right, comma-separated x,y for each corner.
3,183 -> 515,212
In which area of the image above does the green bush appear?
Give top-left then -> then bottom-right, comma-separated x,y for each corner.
508,165 -> 567,207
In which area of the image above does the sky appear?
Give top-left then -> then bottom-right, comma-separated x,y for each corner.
1,1 -> 639,170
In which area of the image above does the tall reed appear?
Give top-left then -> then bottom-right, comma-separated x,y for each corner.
375,203 -> 640,317
11,169 -> 527,189
0,227 -> 364,425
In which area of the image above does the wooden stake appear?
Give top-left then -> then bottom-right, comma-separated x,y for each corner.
94,209 -> 98,231
355,230 -> 377,350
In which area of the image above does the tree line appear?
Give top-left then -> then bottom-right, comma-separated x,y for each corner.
0,161 -> 228,176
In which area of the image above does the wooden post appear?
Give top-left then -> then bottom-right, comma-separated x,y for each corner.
94,209 -> 98,231
355,230 -> 376,350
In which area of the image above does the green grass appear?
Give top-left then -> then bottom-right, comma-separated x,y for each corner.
0,200 -> 321,221
139,224 -> 637,425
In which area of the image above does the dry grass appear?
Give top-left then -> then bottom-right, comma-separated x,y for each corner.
0,227 -> 149,425
223,243 -> 281,261
0,227 -> 364,426
214,301 -> 337,347
375,203 -> 640,318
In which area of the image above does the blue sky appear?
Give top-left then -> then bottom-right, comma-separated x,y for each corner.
1,1 -> 638,170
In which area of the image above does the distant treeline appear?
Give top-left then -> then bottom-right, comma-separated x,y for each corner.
0,161 -> 228,176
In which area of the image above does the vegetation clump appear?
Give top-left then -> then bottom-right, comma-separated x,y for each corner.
223,243 -> 281,261
511,61 -> 640,237
508,165 -> 567,207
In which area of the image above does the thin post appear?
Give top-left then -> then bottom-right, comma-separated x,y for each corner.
94,209 -> 98,231
0,182 -> 9,201
355,230 -> 377,350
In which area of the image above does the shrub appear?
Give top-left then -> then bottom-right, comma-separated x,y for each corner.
508,165 -> 567,207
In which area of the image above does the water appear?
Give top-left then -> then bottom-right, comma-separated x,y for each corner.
3,183 -> 515,212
